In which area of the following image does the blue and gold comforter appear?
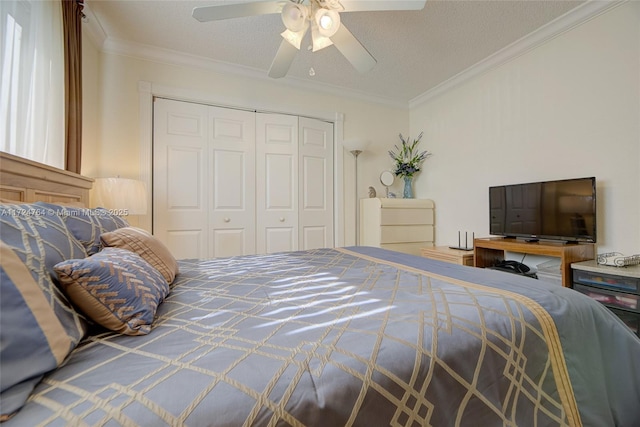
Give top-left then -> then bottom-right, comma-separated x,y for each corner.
6,247 -> 640,426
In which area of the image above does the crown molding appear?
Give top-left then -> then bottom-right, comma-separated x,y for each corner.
99,37 -> 409,110
409,0 -> 625,109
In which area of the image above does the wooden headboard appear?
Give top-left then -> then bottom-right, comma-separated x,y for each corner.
0,151 -> 93,205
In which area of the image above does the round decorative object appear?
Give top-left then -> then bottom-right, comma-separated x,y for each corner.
380,171 -> 394,198
403,176 -> 414,199
380,171 -> 394,186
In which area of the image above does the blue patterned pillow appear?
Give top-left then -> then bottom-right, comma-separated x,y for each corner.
54,248 -> 170,335
34,202 -> 129,255
0,204 -> 88,418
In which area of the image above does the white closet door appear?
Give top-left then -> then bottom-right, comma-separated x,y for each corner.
256,113 -> 299,254
154,99 -> 335,258
208,106 -> 256,257
154,99 -> 256,259
153,98 -> 208,259
299,117 -> 334,250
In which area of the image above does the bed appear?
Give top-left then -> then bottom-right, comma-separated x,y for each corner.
1,153 -> 639,426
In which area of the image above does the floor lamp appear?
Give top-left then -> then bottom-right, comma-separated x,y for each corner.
343,139 -> 370,245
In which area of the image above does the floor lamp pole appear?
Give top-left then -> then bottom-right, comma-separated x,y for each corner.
350,149 -> 363,245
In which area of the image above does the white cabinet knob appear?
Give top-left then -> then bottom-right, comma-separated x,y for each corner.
279,217 -> 285,222
224,217 -> 230,223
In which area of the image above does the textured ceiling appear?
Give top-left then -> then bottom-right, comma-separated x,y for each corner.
86,0 -> 585,103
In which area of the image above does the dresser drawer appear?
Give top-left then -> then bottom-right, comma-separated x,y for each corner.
380,208 -> 433,226
574,284 -> 639,313
573,269 -> 639,293
360,198 -> 435,256
380,225 -> 433,244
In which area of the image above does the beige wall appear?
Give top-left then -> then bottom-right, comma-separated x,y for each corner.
81,38 -> 409,244
84,1 -> 639,254
409,1 -> 640,254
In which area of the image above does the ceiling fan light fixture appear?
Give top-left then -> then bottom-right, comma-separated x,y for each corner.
311,24 -> 333,52
281,26 -> 308,50
192,0 -> 412,79
282,2 -> 308,32
314,8 -> 340,37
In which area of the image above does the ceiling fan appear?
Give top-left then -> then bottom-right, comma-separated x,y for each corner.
192,0 -> 427,78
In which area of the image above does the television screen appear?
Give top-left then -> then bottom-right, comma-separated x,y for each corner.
489,177 -> 596,243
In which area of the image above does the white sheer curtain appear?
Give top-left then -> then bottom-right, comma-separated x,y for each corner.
1,0 -> 65,169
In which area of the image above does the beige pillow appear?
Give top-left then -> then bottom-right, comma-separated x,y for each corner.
100,227 -> 179,284
55,248 -> 170,335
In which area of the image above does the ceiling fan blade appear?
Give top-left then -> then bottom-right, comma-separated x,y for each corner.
339,0 -> 427,12
192,1 -> 282,22
330,25 -> 376,74
268,40 -> 298,78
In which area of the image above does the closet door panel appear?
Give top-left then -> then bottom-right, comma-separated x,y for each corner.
153,98 -> 208,260
265,153 -> 295,209
299,117 -> 334,250
213,150 -> 247,209
256,113 -> 299,254
166,230 -> 203,260
209,106 -> 256,258
265,228 -> 296,254
167,148 -> 201,209
212,229 -> 247,257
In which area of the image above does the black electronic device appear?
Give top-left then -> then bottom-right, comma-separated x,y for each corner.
449,231 -> 474,251
489,260 -> 538,279
495,260 -> 530,274
489,177 -> 596,243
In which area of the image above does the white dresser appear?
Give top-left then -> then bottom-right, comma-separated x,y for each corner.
360,198 -> 435,255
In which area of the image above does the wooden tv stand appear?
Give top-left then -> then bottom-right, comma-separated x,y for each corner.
473,237 -> 595,287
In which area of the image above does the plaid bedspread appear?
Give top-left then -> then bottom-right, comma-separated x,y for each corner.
6,247 -> 640,426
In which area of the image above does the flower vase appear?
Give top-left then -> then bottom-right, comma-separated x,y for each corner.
403,176 -> 414,199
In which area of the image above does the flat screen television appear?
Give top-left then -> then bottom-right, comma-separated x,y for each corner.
489,177 -> 596,243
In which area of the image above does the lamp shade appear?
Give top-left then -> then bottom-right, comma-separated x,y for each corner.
282,2 -> 308,32
315,8 -> 340,37
92,177 -> 147,215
